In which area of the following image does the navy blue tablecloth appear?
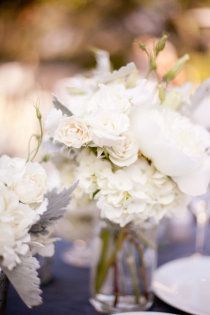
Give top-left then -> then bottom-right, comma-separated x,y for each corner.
6,225 -> 210,315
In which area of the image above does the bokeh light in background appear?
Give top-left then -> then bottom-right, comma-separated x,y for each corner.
1,0 -> 210,156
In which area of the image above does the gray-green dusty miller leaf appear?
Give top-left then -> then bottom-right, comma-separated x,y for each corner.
190,78 -> 210,110
30,182 -> 78,235
52,95 -> 73,116
2,255 -> 42,308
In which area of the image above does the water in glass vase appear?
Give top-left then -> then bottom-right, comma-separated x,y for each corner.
90,220 -> 157,313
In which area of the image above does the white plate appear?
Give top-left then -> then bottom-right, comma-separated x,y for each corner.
114,313 -> 175,315
153,255 -> 210,315
114,313 -> 174,315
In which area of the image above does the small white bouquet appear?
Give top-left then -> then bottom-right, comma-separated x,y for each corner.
0,109 -> 76,309
45,42 -> 210,226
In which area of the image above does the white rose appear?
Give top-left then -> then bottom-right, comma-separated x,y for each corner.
87,111 -> 129,147
54,116 -> 91,148
131,106 -> 210,196
106,134 -> 138,167
14,162 -> 47,204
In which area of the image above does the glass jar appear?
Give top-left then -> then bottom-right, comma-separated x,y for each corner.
90,220 -> 157,313
0,270 -> 8,315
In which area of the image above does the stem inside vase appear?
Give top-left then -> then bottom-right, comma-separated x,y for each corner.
92,222 -> 156,312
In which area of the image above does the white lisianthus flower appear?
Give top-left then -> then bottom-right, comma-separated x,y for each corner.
126,78 -> 159,108
45,108 -> 63,137
106,134 -> 139,167
0,184 -> 37,269
54,76 -> 97,117
85,83 -> 131,115
131,106 -> 210,196
14,162 -> 47,204
54,116 -> 91,148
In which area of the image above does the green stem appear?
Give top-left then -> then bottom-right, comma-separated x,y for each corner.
126,243 -> 141,305
113,261 -> 119,307
94,228 -> 110,293
26,106 -> 43,162
30,112 -> 43,161
130,236 -> 149,299
95,227 -> 127,294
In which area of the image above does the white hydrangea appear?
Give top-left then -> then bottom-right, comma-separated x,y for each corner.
76,149 -> 112,197
97,158 -> 185,227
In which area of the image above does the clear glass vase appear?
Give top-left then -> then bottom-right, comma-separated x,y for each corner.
90,220 -> 157,313
0,271 -> 8,315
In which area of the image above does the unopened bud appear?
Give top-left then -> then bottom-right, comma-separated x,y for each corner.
163,54 -> 189,83
155,34 -> 168,56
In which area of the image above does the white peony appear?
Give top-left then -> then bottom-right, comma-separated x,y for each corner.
191,98 -> 210,130
131,106 -> 210,196
187,78 -> 210,129
54,116 -> 91,148
106,134 -> 139,167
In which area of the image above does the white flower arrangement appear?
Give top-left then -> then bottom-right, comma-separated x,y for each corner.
44,40 -> 210,228
0,109 -> 77,308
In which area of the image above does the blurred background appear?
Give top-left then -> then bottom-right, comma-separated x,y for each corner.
1,0 -> 210,156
